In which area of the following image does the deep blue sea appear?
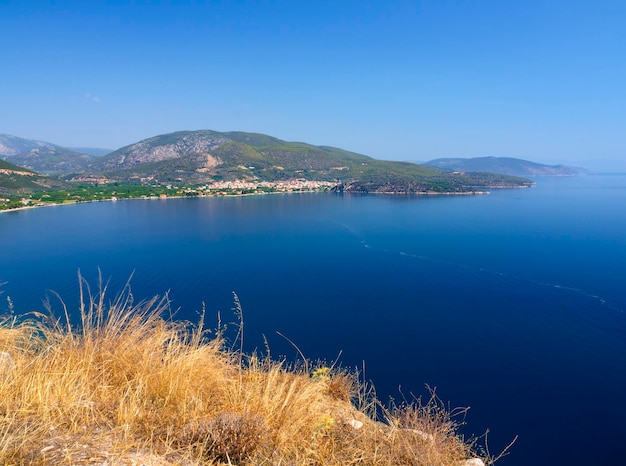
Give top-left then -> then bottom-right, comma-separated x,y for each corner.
2,175 -> 626,465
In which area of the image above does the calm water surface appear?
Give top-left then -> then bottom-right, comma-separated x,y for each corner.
2,175 -> 626,465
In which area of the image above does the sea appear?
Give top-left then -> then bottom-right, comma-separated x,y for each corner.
1,175 -> 625,466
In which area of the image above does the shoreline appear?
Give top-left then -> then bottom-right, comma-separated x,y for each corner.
0,184 -> 534,214
0,189 -> 330,214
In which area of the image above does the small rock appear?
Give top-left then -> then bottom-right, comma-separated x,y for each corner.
461,459 -> 486,466
348,419 -> 363,430
0,351 -> 15,374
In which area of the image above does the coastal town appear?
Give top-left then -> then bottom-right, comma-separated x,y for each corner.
196,179 -> 335,194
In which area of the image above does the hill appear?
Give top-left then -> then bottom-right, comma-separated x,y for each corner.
1,132 -> 534,193
6,145 -> 95,176
91,129 -> 387,183
0,159 -> 69,195
0,134 -> 96,175
0,134 -> 51,157
88,130 -> 532,192
425,156 -> 589,177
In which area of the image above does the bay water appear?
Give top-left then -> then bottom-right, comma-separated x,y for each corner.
2,175 -> 625,465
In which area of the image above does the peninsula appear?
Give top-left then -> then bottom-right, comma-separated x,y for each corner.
1,130 -> 533,211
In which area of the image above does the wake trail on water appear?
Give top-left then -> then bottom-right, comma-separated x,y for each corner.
331,221 -> 624,314
396,250 -> 622,313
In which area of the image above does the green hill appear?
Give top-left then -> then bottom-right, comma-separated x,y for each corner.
2,132 -> 535,193
91,130 -> 532,192
0,158 -> 34,173
0,159 -> 69,195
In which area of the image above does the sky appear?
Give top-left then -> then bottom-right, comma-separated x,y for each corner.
1,0 -> 625,170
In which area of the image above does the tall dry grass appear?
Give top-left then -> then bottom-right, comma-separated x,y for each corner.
0,276 -> 501,465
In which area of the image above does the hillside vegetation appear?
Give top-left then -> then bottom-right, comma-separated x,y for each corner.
1,131 -> 533,194
90,130 -> 531,192
0,280 -> 503,465
0,159 -> 69,195
7,145 -> 94,176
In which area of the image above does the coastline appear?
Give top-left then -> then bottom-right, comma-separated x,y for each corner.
0,190 -> 486,214
0,188 -> 329,214
0,182 -> 536,214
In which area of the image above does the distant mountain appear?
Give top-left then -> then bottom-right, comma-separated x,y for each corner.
88,130 -> 532,192
0,134 -> 96,175
425,157 -> 589,177
0,134 -> 51,157
0,159 -> 69,194
69,147 -> 114,157
5,146 -> 95,176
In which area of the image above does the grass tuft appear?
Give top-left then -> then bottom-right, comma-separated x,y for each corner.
0,277 -> 502,465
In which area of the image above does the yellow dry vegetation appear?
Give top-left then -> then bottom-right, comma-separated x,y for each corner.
0,277 -> 495,465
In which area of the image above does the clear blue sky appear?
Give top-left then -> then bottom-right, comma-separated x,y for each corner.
1,1 -> 625,169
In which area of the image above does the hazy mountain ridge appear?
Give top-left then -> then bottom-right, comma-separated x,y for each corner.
0,134 -> 51,156
9,146 -> 95,175
0,134 -> 96,175
426,156 -> 590,177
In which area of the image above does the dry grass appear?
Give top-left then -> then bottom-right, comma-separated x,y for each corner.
0,276 -> 499,465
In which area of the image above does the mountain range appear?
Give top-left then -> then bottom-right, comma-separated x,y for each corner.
1,131 -> 542,194
426,156 -> 590,177
0,134 -> 96,176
